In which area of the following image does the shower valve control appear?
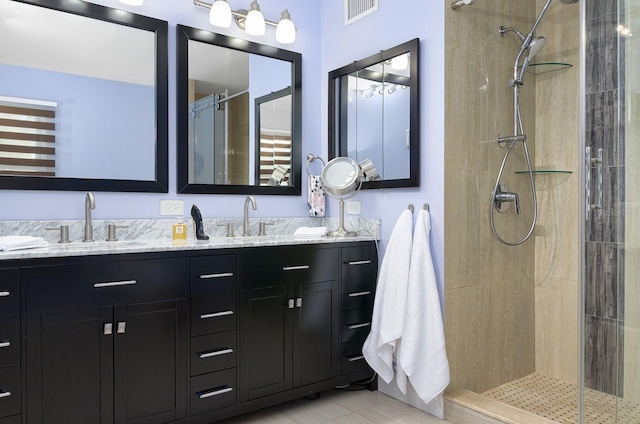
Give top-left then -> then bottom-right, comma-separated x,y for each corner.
494,183 -> 521,214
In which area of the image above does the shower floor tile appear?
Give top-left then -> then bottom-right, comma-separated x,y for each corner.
482,372 -> 640,424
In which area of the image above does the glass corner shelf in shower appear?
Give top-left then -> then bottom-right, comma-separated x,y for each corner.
520,62 -> 573,74
515,169 -> 573,174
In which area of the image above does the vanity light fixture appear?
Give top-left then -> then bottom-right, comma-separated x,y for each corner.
194,0 -> 296,44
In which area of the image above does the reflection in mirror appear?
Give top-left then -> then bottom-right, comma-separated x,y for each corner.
329,39 -> 419,189
0,0 -> 168,192
255,87 -> 292,186
177,25 -> 302,195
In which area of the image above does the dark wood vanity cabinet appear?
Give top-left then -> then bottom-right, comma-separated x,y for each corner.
23,257 -> 188,424
6,240 -> 376,424
239,245 -> 341,402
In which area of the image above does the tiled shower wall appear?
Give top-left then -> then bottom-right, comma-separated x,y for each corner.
584,0 -> 626,397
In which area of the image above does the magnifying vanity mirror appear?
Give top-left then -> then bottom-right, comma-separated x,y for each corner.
0,0 -> 169,192
176,25 -> 302,195
328,38 -> 419,189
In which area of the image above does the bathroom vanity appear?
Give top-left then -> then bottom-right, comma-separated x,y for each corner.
0,239 -> 377,424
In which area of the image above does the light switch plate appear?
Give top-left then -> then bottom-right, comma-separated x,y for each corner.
346,200 -> 361,215
160,199 -> 184,216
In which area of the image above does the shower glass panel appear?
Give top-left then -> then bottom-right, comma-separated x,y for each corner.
188,93 -> 227,184
582,0 -> 636,423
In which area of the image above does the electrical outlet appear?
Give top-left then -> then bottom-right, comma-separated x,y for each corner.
346,200 -> 361,215
160,200 -> 184,216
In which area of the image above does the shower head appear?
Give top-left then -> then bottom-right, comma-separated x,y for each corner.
527,36 -> 546,59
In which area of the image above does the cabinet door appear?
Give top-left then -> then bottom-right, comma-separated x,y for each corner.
239,286 -> 292,402
25,307 -> 114,424
114,299 -> 187,424
293,280 -> 340,387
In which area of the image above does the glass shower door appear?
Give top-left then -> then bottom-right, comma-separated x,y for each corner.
582,0 -> 639,422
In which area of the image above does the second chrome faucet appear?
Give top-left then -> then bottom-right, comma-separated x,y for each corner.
243,196 -> 257,236
84,192 -> 96,242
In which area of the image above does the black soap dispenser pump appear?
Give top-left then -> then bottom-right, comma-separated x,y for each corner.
191,204 -> 209,240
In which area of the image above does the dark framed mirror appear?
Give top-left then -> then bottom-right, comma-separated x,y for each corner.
328,38 -> 419,189
176,25 -> 302,195
0,0 -> 169,192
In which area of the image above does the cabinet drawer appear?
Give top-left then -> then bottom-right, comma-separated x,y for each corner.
191,255 -> 237,297
342,277 -> 374,311
0,367 -> 20,419
0,415 -> 20,424
191,331 -> 236,376
190,368 -> 237,416
0,270 -> 19,318
341,246 -> 374,279
241,245 -> 339,288
191,294 -> 236,336
342,309 -> 372,343
341,341 -> 369,376
25,257 -> 188,313
0,318 -> 19,368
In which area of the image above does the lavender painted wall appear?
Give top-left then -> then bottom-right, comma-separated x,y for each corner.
0,0 -> 446,303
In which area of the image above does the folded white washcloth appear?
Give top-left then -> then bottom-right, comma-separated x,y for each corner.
0,236 -> 49,251
293,226 -> 327,238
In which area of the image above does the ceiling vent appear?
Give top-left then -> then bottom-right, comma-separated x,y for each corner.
344,0 -> 378,25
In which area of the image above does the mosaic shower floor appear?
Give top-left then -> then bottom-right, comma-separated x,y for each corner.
483,373 -> 640,424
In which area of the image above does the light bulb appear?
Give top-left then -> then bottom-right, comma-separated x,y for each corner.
276,10 -> 296,44
245,1 -> 265,36
391,53 -> 409,70
209,0 -> 232,27
120,0 -> 143,5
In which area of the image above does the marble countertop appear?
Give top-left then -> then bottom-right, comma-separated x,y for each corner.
0,234 -> 377,261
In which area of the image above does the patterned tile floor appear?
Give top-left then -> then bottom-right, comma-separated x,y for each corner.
483,372 -> 640,424
223,388 -> 452,424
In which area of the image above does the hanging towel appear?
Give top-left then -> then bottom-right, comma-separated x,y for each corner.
308,175 -> 325,217
0,236 -> 49,251
362,209 -> 413,383
397,209 -> 450,404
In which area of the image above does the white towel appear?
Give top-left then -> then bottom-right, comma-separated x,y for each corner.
0,235 -> 49,251
397,209 -> 450,404
362,209 -> 413,383
293,226 -> 327,238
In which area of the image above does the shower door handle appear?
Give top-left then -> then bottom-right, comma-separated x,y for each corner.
585,147 -> 603,220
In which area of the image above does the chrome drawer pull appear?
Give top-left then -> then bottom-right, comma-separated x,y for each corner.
93,280 -> 137,288
199,348 -> 234,359
282,265 -> 310,271
0,291 -> 9,297
348,260 -> 371,265
200,311 -> 234,319
0,391 -> 11,399
347,355 -> 364,362
198,387 -> 233,399
348,322 -> 370,330
348,291 -> 371,297
200,272 -> 234,279
0,341 -> 10,348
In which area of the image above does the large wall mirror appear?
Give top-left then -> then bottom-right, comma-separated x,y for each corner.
328,38 -> 419,189
176,25 -> 302,195
0,0 -> 169,192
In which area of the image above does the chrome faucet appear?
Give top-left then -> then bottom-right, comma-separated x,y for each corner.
84,192 -> 96,242
243,196 -> 257,236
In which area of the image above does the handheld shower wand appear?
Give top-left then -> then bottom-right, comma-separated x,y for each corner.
451,0 -> 475,10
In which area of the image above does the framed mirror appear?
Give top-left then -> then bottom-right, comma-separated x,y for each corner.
328,38 -> 419,189
0,0 -> 169,192
176,25 -> 302,195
